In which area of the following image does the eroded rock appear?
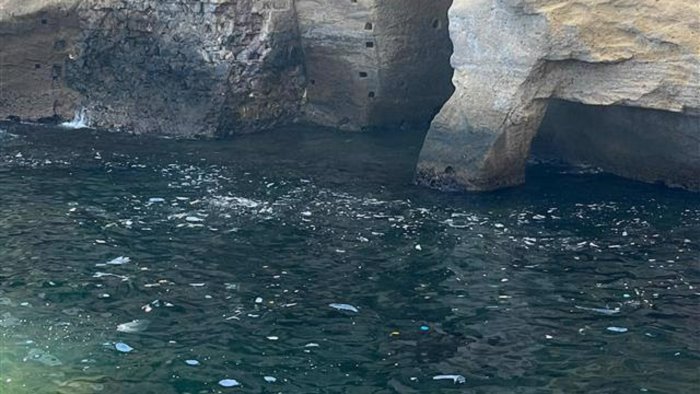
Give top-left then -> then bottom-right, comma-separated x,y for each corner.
417,0 -> 700,191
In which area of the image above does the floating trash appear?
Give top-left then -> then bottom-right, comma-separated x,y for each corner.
117,319 -> 150,333
148,197 -> 166,204
420,325 -> 430,332
218,379 -> 240,388
93,272 -> 129,281
115,342 -> 134,353
329,303 -> 359,313
433,374 -> 466,384
264,376 -> 277,383
607,326 -> 628,333
575,305 -> 620,315
267,336 -> 279,341
106,256 -> 131,265
185,359 -> 200,366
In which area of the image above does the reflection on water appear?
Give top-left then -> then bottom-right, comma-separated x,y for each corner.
0,124 -> 699,393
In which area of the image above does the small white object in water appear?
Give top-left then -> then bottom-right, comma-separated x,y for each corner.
61,107 -> 90,129
266,336 -> 279,341
264,376 -> 277,383
218,379 -> 240,387
185,359 -> 200,366
148,197 -> 165,204
329,303 -> 359,313
415,244 -> 422,251
433,374 -> 466,384
115,342 -> 133,353
575,306 -> 620,315
106,256 -> 130,265
117,319 -> 150,333
255,297 -> 263,304
185,216 -> 204,222
607,326 -> 628,333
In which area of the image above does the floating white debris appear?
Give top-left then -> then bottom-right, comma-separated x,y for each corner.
304,343 -> 320,348
115,342 -> 133,353
117,319 -> 150,333
148,197 -> 166,204
218,379 -> 240,387
185,216 -> 204,222
433,374 -> 466,384
575,306 -> 620,315
266,336 -> 279,341
607,326 -> 628,333
106,256 -> 131,265
189,283 -> 206,287
93,272 -> 129,281
255,297 -> 263,304
185,359 -> 200,366
210,196 -> 261,209
329,303 -> 359,313
264,376 -> 277,383
415,244 -> 422,251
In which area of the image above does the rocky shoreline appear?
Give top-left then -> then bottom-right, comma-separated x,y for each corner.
1,0 -> 698,191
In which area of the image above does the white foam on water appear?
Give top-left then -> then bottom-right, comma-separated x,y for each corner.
60,108 -> 90,129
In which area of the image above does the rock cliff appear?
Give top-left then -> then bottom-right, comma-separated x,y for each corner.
2,0 -> 699,191
0,0 -> 453,135
416,0 -> 700,191
0,0 -> 306,136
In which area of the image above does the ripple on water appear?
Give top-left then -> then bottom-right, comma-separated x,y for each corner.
0,124 -> 698,393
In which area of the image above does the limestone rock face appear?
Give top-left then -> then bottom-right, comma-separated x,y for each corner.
417,0 -> 700,191
296,0 -> 454,131
0,0 -> 305,136
0,0 -> 453,135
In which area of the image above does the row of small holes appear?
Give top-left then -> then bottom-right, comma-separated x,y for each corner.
350,1 -> 376,99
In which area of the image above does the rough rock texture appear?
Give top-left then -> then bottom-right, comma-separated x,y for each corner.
417,0 -> 700,191
1,0 -> 306,136
1,0 -> 453,135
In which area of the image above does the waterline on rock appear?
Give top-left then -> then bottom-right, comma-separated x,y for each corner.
60,108 -> 90,129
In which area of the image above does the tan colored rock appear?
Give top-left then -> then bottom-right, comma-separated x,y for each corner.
296,0 -> 453,131
1,0 -> 453,135
417,0 -> 700,191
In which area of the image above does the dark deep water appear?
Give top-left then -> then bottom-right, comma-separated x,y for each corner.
0,123 -> 698,393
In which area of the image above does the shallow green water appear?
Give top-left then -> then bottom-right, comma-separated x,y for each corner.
0,123 -> 698,393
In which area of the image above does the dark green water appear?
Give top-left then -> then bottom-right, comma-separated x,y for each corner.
0,123 -> 698,393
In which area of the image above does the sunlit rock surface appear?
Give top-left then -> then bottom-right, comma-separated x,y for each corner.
417,0 -> 700,191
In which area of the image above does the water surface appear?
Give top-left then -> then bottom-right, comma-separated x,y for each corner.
0,124 -> 698,393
